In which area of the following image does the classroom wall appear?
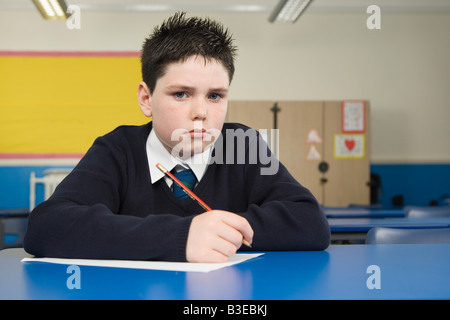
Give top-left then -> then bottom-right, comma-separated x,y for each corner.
0,9 -> 449,208
0,53 -> 147,155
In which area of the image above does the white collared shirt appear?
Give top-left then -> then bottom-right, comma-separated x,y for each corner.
146,129 -> 212,188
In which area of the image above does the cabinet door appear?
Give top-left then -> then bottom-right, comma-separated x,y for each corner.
322,101 -> 370,206
226,100 -> 275,152
227,100 -> 370,207
277,101 -> 325,204
226,101 -> 274,131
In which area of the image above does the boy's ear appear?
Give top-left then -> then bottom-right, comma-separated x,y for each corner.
137,81 -> 152,117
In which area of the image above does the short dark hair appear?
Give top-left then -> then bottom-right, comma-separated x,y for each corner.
141,12 -> 237,93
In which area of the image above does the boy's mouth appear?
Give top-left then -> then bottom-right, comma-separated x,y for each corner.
189,129 -> 206,139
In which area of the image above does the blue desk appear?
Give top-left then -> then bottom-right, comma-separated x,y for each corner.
329,217 -> 450,242
329,217 -> 450,232
324,208 -> 406,218
1,244 -> 450,300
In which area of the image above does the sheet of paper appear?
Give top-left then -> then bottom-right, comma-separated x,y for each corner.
21,253 -> 264,273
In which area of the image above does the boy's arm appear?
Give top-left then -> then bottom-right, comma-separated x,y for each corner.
23,135 -> 193,261
238,138 -> 330,251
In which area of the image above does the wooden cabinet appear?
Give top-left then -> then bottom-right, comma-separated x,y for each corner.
226,100 -> 370,207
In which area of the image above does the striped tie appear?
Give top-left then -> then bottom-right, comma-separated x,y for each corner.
172,169 -> 196,200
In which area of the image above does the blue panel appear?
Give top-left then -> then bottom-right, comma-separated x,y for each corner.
1,164 -> 449,209
0,166 -> 74,209
371,164 -> 450,207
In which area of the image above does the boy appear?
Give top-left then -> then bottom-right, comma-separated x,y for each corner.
24,12 -> 330,263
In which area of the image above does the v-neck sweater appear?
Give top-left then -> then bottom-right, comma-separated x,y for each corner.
24,122 -> 330,261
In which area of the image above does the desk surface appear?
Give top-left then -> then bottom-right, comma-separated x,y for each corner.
324,208 -> 406,218
1,244 -> 450,300
328,217 -> 450,232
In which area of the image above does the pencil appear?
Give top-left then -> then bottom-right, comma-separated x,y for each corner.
156,163 -> 211,211
156,163 -> 251,247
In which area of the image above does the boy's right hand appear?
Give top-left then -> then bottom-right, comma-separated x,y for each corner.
185,210 -> 254,263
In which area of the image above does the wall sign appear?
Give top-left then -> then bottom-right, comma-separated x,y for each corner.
334,134 -> 365,159
306,145 -> 322,161
305,128 -> 322,144
342,101 -> 365,133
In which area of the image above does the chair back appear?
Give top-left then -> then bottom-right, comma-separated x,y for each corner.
406,207 -> 450,218
2,217 -> 28,249
29,169 -> 72,210
366,227 -> 450,244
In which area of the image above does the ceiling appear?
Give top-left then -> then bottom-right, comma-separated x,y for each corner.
1,0 -> 450,14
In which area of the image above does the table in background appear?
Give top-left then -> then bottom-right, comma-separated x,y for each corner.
329,217 -> 450,242
324,207 -> 406,218
1,244 -> 449,300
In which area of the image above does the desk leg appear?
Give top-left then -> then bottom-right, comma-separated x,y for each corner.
331,232 -> 367,244
0,219 -> 4,250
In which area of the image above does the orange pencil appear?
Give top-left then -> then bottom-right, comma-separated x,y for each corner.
156,163 -> 211,211
156,163 -> 251,247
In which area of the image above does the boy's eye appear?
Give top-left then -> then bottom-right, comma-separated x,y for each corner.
174,92 -> 187,99
209,93 -> 221,101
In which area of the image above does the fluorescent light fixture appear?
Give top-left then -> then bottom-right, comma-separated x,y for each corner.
32,0 -> 69,20
269,0 -> 313,23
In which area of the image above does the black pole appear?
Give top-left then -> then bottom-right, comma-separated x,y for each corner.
270,101 -> 281,129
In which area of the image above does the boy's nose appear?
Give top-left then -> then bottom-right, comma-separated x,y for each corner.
190,99 -> 207,120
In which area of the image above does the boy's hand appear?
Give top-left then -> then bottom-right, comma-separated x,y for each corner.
186,210 -> 254,263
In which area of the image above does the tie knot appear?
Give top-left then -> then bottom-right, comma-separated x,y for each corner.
172,169 -> 196,199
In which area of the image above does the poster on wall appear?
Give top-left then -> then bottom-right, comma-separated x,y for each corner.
306,145 -> 322,161
305,128 -> 322,144
342,101 -> 365,133
304,128 -> 322,161
334,134 -> 365,159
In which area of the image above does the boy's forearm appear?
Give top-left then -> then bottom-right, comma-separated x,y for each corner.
24,199 -> 193,261
239,191 -> 330,251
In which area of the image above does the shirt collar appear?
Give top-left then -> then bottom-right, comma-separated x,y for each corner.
147,129 -> 212,184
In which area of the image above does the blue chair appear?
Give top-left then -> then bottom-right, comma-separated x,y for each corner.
406,206 -> 450,218
2,217 -> 28,249
366,227 -> 450,244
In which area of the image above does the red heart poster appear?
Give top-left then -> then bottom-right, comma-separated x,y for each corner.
334,134 -> 365,159
345,139 -> 355,151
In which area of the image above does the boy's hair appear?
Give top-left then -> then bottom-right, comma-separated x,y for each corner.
141,12 -> 237,93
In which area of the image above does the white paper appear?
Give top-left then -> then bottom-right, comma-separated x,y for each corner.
21,253 -> 264,273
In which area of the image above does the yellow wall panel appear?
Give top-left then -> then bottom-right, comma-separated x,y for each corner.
0,54 -> 148,154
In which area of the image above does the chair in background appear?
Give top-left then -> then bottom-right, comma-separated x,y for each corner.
366,227 -> 450,244
29,168 -> 72,211
2,217 -> 28,249
406,206 -> 450,218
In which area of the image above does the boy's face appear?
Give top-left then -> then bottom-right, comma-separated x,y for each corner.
138,55 -> 229,159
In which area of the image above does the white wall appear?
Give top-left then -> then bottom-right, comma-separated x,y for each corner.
1,9 -> 449,163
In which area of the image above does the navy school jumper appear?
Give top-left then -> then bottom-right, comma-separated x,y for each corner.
24,122 -> 330,261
